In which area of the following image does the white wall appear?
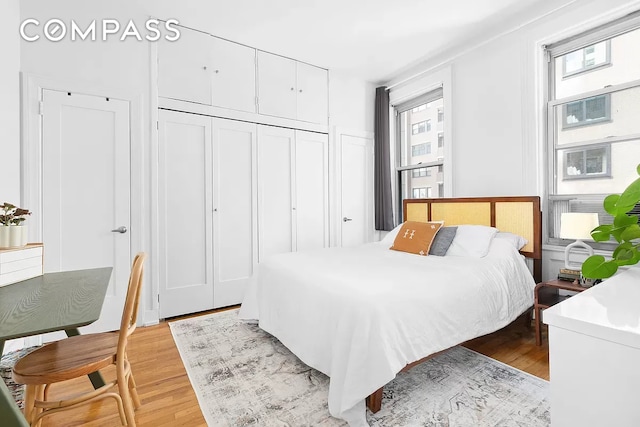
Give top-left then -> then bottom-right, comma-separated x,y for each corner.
386,0 -> 640,200
329,71 -> 375,132
0,0 -> 21,205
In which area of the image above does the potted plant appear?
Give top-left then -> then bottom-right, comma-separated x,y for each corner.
0,203 -> 31,249
582,164 -> 640,279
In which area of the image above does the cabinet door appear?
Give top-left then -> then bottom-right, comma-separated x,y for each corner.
257,51 -> 297,120
158,110 -> 214,318
296,62 -> 328,124
158,27 -> 212,105
294,130 -> 329,251
212,118 -> 257,308
258,125 -> 295,260
211,37 -> 257,113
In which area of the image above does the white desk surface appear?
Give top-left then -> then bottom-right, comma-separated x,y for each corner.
543,266 -> 640,349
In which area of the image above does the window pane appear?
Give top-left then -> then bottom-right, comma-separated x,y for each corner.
398,97 -> 444,167
555,86 -> 639,145
399,166 -> 443,204
555,28 -> 640,98
556,140 -> 638,194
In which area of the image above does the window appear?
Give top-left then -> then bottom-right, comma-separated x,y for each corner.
437,108 -> 443,122
394,88 -> 445,214
412,104 -> 426,113
545,16 -> 640,247
562,95 -> 610,128
411,120 -> 431,135
411,167 -> 431,178
412,187 -> 431,198
564,145 -> 611,179
411,143 -> 431,156
438,133 -> 444,148
563,40 -> 610,77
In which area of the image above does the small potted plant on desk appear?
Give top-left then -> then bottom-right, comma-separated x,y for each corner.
0,203 -> 31,249
582,164 -> 640,280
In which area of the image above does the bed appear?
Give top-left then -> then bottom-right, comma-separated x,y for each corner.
239,196 -> 542,426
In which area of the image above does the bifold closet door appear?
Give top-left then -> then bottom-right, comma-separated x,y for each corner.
212,118 -> 258,308
294,130 -> 329,250
257,125 -> 295,261
158,110 -> 214,318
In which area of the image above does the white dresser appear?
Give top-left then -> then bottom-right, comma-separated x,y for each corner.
544,267 -> 640,427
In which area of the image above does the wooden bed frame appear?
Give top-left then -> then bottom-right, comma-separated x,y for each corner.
365,196 -> 542,413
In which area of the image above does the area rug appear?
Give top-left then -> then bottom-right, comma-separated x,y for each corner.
169,309 -> 549,426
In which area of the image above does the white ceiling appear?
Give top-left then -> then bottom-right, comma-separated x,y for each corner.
140,0 -> 576,83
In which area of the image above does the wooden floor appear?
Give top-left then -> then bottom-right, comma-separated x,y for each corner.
37,310 -> 549,426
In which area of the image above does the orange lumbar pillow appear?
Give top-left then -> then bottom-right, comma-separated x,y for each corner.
390,221 -> 442,256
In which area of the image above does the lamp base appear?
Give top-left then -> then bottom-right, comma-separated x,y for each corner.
564,239 -> 594,270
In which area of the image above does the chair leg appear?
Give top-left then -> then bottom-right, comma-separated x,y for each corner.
118,372 -> 136,427
23,385 -> 36,424
33,384 -> 46,427
128,372 -> 141,409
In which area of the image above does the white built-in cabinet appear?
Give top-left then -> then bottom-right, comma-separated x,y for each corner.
158,26 -> 256,113
157,110 -> 258,318
157,25 -> 328,125
257,51 -> 328,124
257,125 -> 329,261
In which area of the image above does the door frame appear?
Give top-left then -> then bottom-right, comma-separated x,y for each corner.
331,127 -> 375,247
21,73 -> 148,322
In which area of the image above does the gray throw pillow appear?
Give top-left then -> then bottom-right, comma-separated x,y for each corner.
429,226 -> 458,256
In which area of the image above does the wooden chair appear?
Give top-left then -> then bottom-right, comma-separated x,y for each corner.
12,253 -> 146,427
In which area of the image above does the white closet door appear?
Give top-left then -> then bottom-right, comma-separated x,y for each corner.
212,118 -> 257,308
340,133 -> 374,247
294,130 -> 329,251
158,110 -> 214,318
158,27 -> 212,105
258,125 -> 295,260
210,37 -> 256,113
257,51 -> 297,119
296,62 -> 328,124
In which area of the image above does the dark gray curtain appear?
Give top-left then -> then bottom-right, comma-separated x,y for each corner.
374,86 -> 394,231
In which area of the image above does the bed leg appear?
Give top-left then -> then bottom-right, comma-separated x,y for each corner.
366,387 -> 383,413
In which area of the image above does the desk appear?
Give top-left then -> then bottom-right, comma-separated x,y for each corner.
0,267 -> 113,389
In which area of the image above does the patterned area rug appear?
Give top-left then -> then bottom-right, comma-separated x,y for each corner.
169,309 -> 549,427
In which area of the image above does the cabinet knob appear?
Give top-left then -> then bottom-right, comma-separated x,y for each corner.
203,66 -> 207,70
215,70 -> 219,74
290,87 -> 295,91
299,89 -> 303,93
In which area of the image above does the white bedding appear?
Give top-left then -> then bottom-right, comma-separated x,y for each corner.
238,238 -> 535,426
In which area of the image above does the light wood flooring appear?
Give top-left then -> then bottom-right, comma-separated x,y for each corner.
35,309 -> 549,426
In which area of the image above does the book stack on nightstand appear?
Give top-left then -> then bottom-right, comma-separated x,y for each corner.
557,268 -> 581,282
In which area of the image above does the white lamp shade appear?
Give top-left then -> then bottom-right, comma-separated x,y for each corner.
560,212 -> 600,240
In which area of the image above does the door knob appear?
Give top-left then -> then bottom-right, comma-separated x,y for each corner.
343,217 -> 353,222
111,226 -> 128,234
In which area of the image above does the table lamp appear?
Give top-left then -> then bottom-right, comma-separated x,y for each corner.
560,212 -> 600,270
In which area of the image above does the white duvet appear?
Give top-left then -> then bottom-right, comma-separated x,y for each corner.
238,238 -> 535,426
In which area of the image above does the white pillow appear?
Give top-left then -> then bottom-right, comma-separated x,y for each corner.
445,225 -> 498,257
495,232 -> 528,250
379,223 -> 403,246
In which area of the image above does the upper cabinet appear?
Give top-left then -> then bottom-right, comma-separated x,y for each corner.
158,27 -> 213,106
158,26 -> 328,125
158,28 -> 256,113
257,51 -> 328,125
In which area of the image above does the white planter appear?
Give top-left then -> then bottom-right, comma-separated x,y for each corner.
8,226 -> 28,248
0,226 -> 9,248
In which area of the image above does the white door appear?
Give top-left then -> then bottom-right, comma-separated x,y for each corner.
296,63 -> 328,125
257,125 -> 295,260
158,26 -> 212,105
212,118 -> 257,308
340,134 -> 374,247
158,110 -> 214,318
257,51 -> 297,120
41,89 -> 130,332
210,37 -> 256,113
295,130 -> 329,251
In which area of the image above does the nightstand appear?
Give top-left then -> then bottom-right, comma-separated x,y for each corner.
534,279 -> 586,346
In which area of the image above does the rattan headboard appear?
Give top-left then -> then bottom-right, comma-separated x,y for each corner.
403,196 -> 542,280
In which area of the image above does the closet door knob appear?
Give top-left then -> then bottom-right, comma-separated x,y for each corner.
203,66 -> 207,70
290,87 -> 295,91
299,89 -> 303,93
215,70 -> 219,74
111,226 -> 128,233
343,217 -> 353,222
